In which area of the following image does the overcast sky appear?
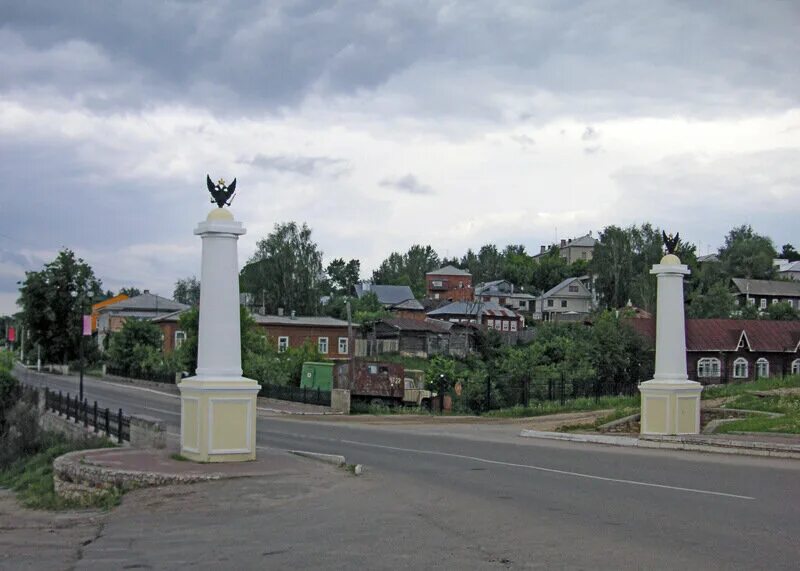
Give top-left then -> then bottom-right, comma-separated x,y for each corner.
1,0 -> 798,314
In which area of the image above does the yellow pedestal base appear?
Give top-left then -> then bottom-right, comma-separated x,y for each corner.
178,378 -> 260,462
639,380 -> 703,435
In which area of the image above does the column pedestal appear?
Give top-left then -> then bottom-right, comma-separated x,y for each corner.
639,381 -> 702,435
179,207 -> 259,462
639,254 -> 702,435
179,378 -> 260,462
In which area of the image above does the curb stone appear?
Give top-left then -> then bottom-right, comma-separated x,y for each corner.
519,430 -> 800,459
288,450 -> 347,467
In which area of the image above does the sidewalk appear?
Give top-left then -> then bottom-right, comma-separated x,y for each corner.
519,429 -> 800,459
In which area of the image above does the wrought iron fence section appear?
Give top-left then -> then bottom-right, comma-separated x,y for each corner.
258,382 -> 331,407
44,388 -> 130,442
105,365 -> 177,384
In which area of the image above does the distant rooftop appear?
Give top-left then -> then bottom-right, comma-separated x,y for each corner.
97,291 -> 189,314
253,314 -> 349,327
426,265 -> 471,277
731,278 -> 800,297
354,283 -> 424,310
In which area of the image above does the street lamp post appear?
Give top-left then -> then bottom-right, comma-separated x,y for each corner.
72,289 -> 92,402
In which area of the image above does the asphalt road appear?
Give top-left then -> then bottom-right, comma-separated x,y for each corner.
18,367 -> 800,569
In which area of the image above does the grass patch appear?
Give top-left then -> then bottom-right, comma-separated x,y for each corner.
713,392 -> 800,434
350,402 -> 429,415
170,453 -> 190,462
0,433 -> 118,511
557,407 -> 640,433
483,394 -> 639,419
702,375 -> 800,400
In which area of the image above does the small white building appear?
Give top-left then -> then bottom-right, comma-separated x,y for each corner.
533,277 -> 594,322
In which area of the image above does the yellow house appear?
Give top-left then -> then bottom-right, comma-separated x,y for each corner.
91,294 -> 129,332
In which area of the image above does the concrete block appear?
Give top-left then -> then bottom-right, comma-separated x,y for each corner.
129,414 -> 167,449
331,389 -> 351,414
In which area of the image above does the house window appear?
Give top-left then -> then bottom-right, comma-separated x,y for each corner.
174,330 -> 186,349
502,320 -> 509,331
733,358 -> 748,379
338,337 -> 349,354
458,281 -> 463,288
792,359 -> 800,375
510,321 -> 518,332
518,300 -> 526,308
318,337 -> 329,354
547,299 -> 554,307
697,358 -> 721,378
278,336 -> 289,353
561,300 -> 568,308
434,293 -> 440,300
568,284 -> 579,293
759,298 -> 767,309
747,298 -> 755,306
756,358 -> 769,378
581,252 -> 587,260
432,280 -> 443,288
772,299 -> 779,305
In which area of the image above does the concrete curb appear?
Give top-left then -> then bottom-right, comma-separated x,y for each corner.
288,450 -> 347,467
257,406 -> 344,417
519,430 -> 639,447
519,430 -> 800,459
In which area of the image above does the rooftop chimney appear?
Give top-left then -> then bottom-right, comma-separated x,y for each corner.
540,245 -> 546,254
277,308 -> 284,317
290,310 -> 296,320
560,239 -> 567,248
143,289 -> 150,295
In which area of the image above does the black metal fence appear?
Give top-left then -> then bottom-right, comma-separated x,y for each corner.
258,383 -> 331,407
106,365 -> 177,384
450,374 -> 639,414
44,388 -> 130,442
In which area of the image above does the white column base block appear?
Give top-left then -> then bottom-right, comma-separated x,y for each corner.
179,378 -> 260,462
639,380 -> 703,435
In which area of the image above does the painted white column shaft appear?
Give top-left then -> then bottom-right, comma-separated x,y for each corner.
194,212 -> 246,379
652,265 -> 690,382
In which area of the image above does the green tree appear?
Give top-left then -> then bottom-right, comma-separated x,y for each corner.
17,249 -> 102,364
107,319 -> 162,374
371,245 -> 440,298
779,244 -> 800,262
591,226 -> 632,309
763,301 -> 799,321
325,258 -> 361,296
719,225 -> 776,279
530,246 -> 570,293
739,302 -> 760,320
241,222 -> 325,315
119,287 -> 142,297
173,276 -> 201,306
687,281 -> 735,318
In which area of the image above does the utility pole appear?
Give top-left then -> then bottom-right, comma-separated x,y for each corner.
20,326 -> 24,363
79,295 -> 85,402
346,299 -> 354,388
37,344 -> 41,372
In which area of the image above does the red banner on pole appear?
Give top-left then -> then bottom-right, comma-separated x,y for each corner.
83,316 -> 92,336
7,326 -> 15,342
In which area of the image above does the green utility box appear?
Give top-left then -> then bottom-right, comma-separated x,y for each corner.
300,362 -> 334,391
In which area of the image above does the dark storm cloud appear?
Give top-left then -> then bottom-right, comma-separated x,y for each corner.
243,153 -> 349,177
2,1 -> 799,118
379,174 -> 433,195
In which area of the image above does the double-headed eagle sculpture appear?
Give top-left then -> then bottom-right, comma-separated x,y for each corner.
206,175 -> 237,208
662,231 -> 680,255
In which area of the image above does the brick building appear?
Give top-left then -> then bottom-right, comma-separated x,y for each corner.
627,318 -> 800,384
254,314 -> 351,359
425,265 -> 473,302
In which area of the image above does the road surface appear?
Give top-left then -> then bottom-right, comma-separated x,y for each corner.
18,367 -> 800,569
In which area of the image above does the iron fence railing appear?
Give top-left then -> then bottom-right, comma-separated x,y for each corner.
258,383 -> 331,406
106,365 -> 177,384
449,375 -> 640,414
44,388 -> 130,442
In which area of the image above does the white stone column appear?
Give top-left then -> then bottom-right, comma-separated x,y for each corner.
178,208 -> 260,462
194,210 -> 245,380
639,254 -> 703,435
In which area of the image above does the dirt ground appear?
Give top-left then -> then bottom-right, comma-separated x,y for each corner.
0,490 -> 103,571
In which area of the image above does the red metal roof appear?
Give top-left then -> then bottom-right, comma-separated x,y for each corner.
626,319 -> 800,353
